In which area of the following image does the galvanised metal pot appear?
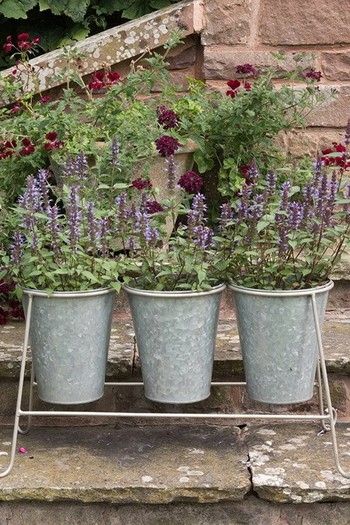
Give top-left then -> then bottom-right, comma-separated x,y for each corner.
229,281 -> 333,405
124,283 -> 226,404
22,287 -> 115,405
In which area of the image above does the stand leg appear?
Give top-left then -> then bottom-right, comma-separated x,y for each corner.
0,295 -> 33,477
311,293 -> 350,478
18,361 -> 35,435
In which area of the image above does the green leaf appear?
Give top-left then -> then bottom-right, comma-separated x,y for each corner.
45,0 -> 89,22
0,0 -> 35,18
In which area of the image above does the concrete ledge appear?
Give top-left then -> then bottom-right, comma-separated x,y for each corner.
0,0 -> 203,95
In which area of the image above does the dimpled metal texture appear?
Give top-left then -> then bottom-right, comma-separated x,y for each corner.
126,285 -> 225,404
24,289 -> 115,405
230,283 -> 332,405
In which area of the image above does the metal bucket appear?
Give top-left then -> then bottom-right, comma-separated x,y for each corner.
124,283 -> 225,404
229,281 -> 333,404
23,288 -> 115,405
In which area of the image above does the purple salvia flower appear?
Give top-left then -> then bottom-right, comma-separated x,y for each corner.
145,226 -> 160,245
37,169 -> 50,211
19,175 -> 42,212
31,230 -> 39,251
10,232 -> 24,264
63,152 -> 89,182
110,137 -> 120,168
280,181 -> 291,211
266,170 -> 277,192
193,225 -> 215,250
218,202 -> 234,232
187,194 -> 207,236
237,184 -> 251,219
66,185 -> 81,253
247,162 -> 259,183
115,191 -> 128,222
164,155 -> 178,192
288,201 -> 304,230
314,155 -> 322,175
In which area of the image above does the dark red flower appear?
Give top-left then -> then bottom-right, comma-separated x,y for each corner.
146,200 -> 164,214
39,96 -> 51,104
178,171 -> 203,193
18,41 -> 32,52
20,138 -> 35,155
236,63 -> 257,76
3,43 -> 12,53
155,135 -> 180,157
44,140 -> 63,151
226,79 -> 241,98
88,70 -> 120,91
11,104 -> 21,114
321,142 -> 350,169
157,106 -> 180,130
45,131 -> 58,141
239,163 -> 255,185
32,37 -> 40,44
106,71 -> 120,84
17,33 -> 29,41
130,178 -> 153,190
302,69 -> 322,82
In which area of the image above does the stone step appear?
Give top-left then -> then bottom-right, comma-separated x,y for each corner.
1,284 -> 350,425
1,422 -> 350,523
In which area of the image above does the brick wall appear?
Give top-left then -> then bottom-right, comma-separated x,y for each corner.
199,0 -> 350,157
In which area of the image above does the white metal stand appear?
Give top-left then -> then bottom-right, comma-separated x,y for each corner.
1,289 -> 350,478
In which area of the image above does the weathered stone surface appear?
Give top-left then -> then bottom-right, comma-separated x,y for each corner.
2,423 -> 350,508
285,130 -> 319,158
259,0 -> 350,45
202,0 -> 252,46
0,425 -> 250,503
249,423 -> 350,503
0,0 -> 202,96
203,48 -> 307,80
3,498 -> 350,525
305,86 -> 350,128
321,52 -> 350,82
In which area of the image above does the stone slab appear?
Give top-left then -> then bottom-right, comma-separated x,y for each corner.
0,424 -> 250,503
248,423 -> 350,503
1,423 -> 350,506
3,498 -> 350,525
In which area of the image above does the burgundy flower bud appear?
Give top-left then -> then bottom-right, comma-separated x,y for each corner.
45,131 -> 58,141
302,69 -> 322,82
226,79 -> 241,98
155,135 -> 180,157
146,200 -> 164,214
178,171 -> 203,193
17,33 -> 29,41
236,63 -> 257,76
130,178 -> 153,191
157,106 -> 180,130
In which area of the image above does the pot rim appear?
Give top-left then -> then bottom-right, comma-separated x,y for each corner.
228,280 -> 334,298
22,287 -> 116,299
123,282 -> 226,298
